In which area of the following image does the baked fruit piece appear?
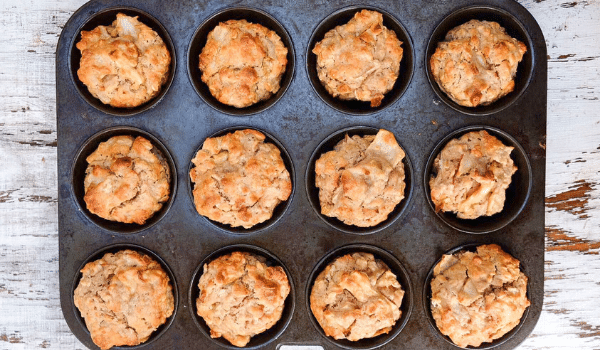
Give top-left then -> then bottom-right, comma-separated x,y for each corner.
312,9 -> 403,107
199,19 -> 288,108
76,13 -> 171,108
190,129 -> 292,229
196,251 -> 291,347
429,130 -> 517,219
430,20 -> 527,107
83,135 -> 170,224
74,250 -> 175,350
430,244 -> 530,348
315,129 -> 406,227
310,252 -> 404,341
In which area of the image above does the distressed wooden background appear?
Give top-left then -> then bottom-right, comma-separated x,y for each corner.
0,0 -> 599,349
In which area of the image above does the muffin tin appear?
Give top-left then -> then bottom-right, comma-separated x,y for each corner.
57,0 -> 546,349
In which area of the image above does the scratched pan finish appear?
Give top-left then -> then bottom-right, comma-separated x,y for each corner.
56,0 -> 546,349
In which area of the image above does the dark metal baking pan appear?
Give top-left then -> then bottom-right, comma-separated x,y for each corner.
57,0 -> 546,349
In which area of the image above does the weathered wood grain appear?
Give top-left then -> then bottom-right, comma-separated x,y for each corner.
0,0 -> 599,349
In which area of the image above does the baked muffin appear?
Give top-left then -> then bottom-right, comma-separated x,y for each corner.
312,10 -> 403,107
429,130 -> 517,219
430,20 -> 527,107
196,251 -> 291,347
199,19 -> 288,108
84,135 -> 170,225
315,129 -> 406,227
190,129 -> 292,229
310,252 -> 404,341
74,250 -> 175,350
76,13 -> 171,108
430,244 -> 530,348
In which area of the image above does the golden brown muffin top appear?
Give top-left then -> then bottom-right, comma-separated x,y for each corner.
430,244 -> 530,348
313,10 -> 403,107
310,252 -> 404,341
199,19 -> 288,108
76,13 -> 171,108
74,250 -> 174,350
196,251 -> 290,347
84,135 -> 170,224
430,20 -> 527,107
315,129 -> 406,227
190,129 -> 292,229
429,130 -> 517,219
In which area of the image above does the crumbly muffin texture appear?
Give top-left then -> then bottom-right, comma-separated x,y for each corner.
313,9 -> 403,107
315,129 -> 406,227
76,13 -> 171,108
190,129 -> 292,229
429,130 -> 517,219
430,244 -> 530,348
74,250 -> 175,350
84,135 -> 170,224
199,19 -> 288,108
310,252 -> 404,341
196,251 -> 291,347
430,20 -> 527,107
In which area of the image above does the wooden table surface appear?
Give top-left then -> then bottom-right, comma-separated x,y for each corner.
1,0 -> 599,349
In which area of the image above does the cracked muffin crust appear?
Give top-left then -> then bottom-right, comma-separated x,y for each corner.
83,135 -> 171,225
73,250 -> 175,350
430,244 -> 530,348
76,13 -> 171,108
430,20 -> 527,107
429,130 -> 517,220
190,129 -> 292,229
315,129 -> 406,227
199,19 -> 288,108
312,9 -> 403,107
310,252 -> 404,341
196,251 -> 291,347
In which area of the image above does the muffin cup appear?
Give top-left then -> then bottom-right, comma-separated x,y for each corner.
306,244 -> 412,349
69,6 -> 176,116
423,243 -> 530,349
425,5 -> 534,115
306,126 -> 413,235
187,7 -> 295,116
71,126 -> 177,234
188,244 -> 295,349
306,6 -> 414,115
187,126 -> 295,234
71,243 -> 178,350
424,125 -> 532,234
